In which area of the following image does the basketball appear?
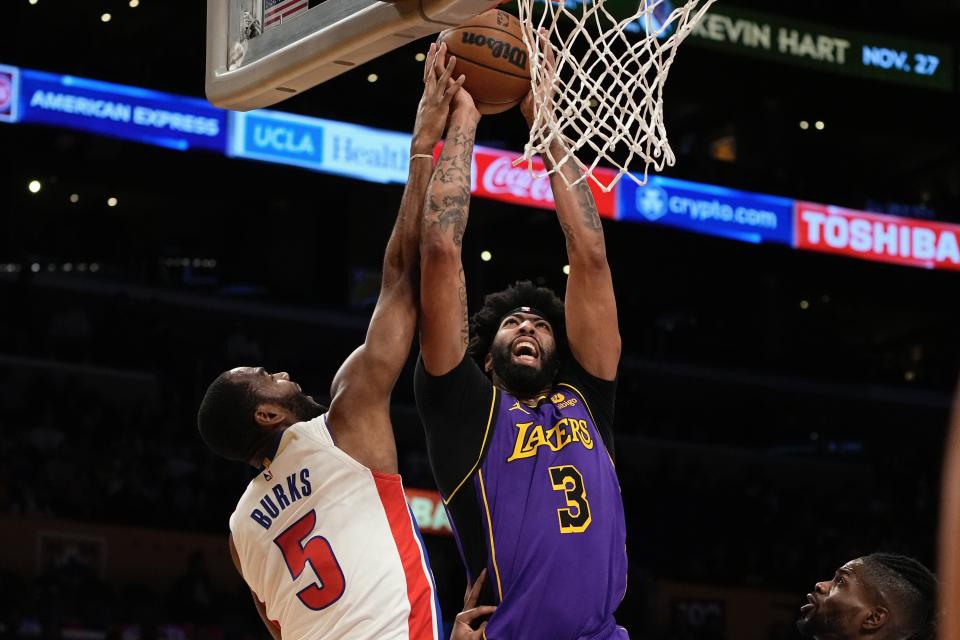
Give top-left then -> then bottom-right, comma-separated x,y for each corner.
438,9 -> 530,115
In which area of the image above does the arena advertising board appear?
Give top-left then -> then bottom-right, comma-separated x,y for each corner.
470,145 -> 618,219
796,202 -> 960,271
618,176 -> 794,245
0,64 -> 20,124
19,70 -> 227,152
229,110 -> 417,184
229,109 -> 325,173
319,119 -> 412,185
688,5 -> 955,91
7,63 -> 960,273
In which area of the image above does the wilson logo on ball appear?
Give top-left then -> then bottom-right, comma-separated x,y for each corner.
460,32 -> 528,70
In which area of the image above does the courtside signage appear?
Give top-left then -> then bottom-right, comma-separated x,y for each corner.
796,202 -> 960,271
471,145 -> 618,219
20,70 -> 227,151
689,5 -> 955,91
618,176 -> 794,245
230,110 -> 324,172
0,65 -> 20,124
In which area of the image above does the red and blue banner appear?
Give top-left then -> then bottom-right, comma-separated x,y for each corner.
4,62 -> 958,273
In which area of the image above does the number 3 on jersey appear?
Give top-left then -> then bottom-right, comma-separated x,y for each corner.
549,465 -> 592,533
273,510 -> 346,610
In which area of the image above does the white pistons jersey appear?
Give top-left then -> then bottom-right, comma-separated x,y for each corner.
229,415 -> 441,640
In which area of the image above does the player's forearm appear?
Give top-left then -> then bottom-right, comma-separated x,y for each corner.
381,156 -> 434,291
419,114 -> 478,373
422,115 -> 478,256
545,142 -> 608,267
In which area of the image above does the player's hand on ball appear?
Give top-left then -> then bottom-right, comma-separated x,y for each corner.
450,569 -> 495,640
412,42 -> 465,155
450,81 -> 481,125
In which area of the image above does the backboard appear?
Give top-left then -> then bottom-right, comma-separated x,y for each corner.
206,0 -> 503,111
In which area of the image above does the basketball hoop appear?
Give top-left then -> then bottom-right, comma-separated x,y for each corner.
513,0 -> 716,192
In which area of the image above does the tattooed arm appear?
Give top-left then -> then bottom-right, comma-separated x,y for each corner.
327,44 -> 462,473
522,94 -> 621,381
419,84 -> 481,376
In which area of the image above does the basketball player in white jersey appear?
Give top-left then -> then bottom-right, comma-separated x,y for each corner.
197,44 -> 493,640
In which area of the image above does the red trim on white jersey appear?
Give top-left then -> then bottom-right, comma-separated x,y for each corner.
373,472 -> 439,640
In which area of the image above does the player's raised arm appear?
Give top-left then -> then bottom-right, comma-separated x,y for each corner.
419,76 -> 481,376
521,62 -> 620,381
327,44 -> 463,470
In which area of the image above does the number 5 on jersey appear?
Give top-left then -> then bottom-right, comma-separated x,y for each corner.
273,510 -> 346,610
549,465 -> 592,533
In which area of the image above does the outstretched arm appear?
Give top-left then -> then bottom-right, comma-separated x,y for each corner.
328,44 -> 463,472
521,82 -> 620,380
419,82 -> 482,376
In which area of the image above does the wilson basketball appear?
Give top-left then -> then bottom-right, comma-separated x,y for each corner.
439,9 -> 530,115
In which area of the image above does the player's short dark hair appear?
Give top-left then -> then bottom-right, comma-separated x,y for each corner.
468,280 -> 567,369
861,553 -> 938,640
197,371 -> 262,462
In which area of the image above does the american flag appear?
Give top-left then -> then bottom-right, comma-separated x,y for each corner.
263,0 -> 309,30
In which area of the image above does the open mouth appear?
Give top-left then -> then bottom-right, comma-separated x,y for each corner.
511,338 -> 540,363
800,593 -> 817,614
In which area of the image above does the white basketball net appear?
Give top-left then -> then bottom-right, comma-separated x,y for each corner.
515,0 -> 716,191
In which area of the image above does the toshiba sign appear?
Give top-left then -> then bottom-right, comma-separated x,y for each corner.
796,202 -> 960,271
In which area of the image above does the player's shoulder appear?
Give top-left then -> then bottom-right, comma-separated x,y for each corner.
280,414 -> 333,450
415,353 -> 492,402
556,357 -> 617,404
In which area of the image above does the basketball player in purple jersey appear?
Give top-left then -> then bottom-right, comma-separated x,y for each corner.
197,45 -> 493,640
415,71 -> 629,638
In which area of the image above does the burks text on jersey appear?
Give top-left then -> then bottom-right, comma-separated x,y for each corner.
250,468 -> 312,529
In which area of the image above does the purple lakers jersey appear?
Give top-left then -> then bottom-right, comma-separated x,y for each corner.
469,382 -> 628,639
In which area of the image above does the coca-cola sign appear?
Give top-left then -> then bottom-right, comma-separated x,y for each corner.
465,145 -> 617,218
481,156 -> 554,203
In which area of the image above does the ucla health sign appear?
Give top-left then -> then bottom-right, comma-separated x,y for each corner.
230,111 -> 412,184
619,176 -> 794,245
20,70 -> 226,152
320,120 -> 412,184
229,110 -> 325,172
